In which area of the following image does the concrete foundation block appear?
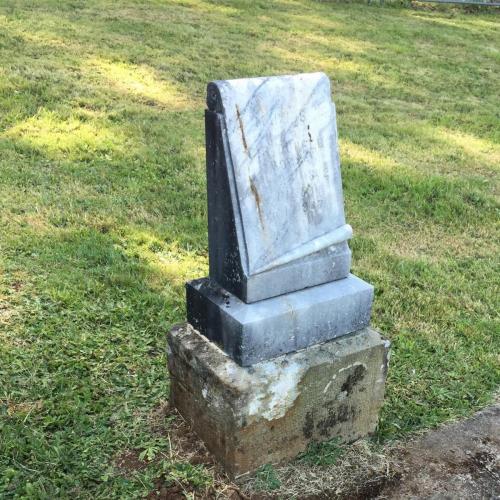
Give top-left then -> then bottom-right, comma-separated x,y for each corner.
167,323 -> 390,477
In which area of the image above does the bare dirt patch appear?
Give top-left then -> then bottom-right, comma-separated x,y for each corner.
114,450 -> 148,477
147,402 -> 499,498
238,404 -> 500,499
380,404 -> 499,499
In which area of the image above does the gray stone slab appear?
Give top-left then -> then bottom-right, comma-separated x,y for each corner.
186,274 -> 373,366
206,73 -> 352,303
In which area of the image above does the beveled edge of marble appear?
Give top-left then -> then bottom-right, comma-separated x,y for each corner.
206,72 -> 330,114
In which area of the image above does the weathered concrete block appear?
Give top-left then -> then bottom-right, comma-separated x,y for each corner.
186,274 -> 373,366
167,323 -> 390,477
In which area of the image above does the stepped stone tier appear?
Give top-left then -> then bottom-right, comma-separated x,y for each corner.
187,274 -> 373,366
167,72 -> 389,476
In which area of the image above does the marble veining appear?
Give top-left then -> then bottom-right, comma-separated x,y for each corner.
209,73 -> 350,276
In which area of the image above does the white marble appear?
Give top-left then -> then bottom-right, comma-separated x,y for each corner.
211,73 -> 350,276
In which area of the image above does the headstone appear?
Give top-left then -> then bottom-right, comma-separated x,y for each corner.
204,73 -> 352,303
167,72 -> 390,476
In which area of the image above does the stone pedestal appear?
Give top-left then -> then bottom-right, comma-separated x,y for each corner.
167,72 -> 390,476
167,324 -> 390,477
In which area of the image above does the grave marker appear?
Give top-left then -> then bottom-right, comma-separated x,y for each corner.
167,72 -> 390,476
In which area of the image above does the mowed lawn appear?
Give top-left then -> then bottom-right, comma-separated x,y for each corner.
0,0 -> 499,497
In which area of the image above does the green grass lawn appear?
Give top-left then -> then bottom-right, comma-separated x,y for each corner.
0,0 -> 499,497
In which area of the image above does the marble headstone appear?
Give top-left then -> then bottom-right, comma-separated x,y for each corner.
169,73 -> 388,476
205,73 -> 352,303
187,72 -> 374,365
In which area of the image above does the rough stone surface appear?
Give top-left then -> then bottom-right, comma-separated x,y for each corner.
206,72 -> 353,303
186,274 -> 373,366
167,323 -> 390,477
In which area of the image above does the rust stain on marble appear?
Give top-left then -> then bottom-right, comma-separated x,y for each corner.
235,105 -> 249,154
249,177 -> 265,228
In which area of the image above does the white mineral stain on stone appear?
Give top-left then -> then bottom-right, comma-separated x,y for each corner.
336,390 -> 348,401
323,374 -> 337,393
338,361 -> 366,373
202,387 -> 208,399
247,359 -> 305,421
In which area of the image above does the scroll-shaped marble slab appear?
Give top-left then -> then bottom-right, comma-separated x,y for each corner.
206,72 -> 352,303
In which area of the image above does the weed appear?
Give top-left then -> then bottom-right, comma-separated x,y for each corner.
297,438 -> 345,466
253,464 -> 281,491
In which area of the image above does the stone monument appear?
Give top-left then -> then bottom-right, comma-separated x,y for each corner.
167,72 -> 390,477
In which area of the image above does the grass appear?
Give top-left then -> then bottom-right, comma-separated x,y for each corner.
252,464 -> 282,492
297,438 -> 344,467
0,0 -> 499,497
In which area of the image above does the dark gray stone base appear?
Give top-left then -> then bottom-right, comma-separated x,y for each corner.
167,324 -> 390,477
186,274 -> 373,366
